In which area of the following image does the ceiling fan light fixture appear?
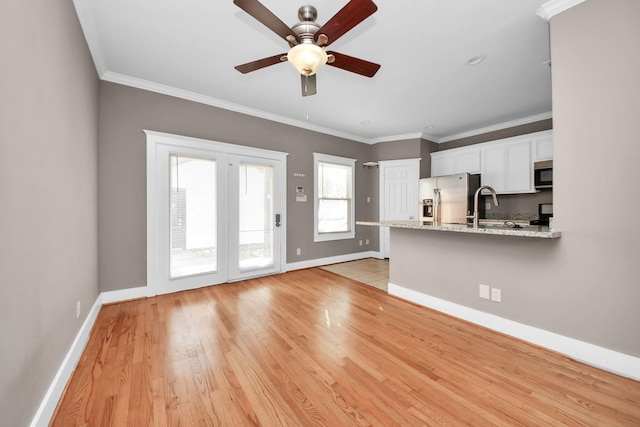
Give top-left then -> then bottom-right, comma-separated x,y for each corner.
287,42 -> 328,76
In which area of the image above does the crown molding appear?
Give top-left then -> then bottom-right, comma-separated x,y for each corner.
72,0 -> 106,76
100,72 -> 552,147
537,0 -> 587,22
100,72 -> 374,144
432,112 -> 553,144
370,132 -> 424,144
102,71 -> 425,145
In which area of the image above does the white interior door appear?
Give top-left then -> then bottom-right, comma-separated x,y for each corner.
379,159 -> 420,258
147,131 -> 287,295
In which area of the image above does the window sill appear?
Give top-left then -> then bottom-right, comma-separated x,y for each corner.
314,231 -> 355,242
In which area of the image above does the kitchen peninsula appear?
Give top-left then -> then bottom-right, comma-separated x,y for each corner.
358,220 -> 561,239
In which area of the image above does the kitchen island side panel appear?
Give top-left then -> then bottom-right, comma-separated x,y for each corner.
389,226 -> 638,358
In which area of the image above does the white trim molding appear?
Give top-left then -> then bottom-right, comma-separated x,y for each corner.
370,132 -> 424,144
388,283 -> 640,381
313,153 -> 357,243
102,72 -> 371,144
537,0 -> 587,22
99,72 -> 551,146
286,250 -> 382,272
71,0 -> 106,76
101,285 -> 152,304
29,296 -> 103,427
430,112 -> 553,144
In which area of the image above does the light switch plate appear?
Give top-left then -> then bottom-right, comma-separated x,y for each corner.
491,288 -> 502,302
479,284 -> 490,300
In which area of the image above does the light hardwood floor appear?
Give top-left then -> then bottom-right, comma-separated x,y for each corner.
51,268 -> 640,426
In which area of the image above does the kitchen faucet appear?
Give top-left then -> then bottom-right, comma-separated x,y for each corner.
470,186 -> 499,228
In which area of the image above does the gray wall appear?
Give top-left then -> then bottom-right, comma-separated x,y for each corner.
367,136 -> 439,179
371,138 -> 422,161
98,82 -> 379,292
0,1 -> 100,426
390,0 -> 640,357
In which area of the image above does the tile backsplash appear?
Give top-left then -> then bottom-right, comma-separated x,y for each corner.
482,190 -> 552,221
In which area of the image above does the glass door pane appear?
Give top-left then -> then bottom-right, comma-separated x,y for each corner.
238,163 -> 274,270
169,155 -> 217,278
148,134 -> 284,295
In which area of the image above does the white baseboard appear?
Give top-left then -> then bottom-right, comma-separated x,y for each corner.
388,283 -> 640,381
30,285 -> 152,426
29,295 -> 103,427
101,285 -> 151,304
286,250 -> 383,272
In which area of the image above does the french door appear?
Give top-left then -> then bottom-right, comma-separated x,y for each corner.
228,155 -> 282,281
147,131 -> 286,295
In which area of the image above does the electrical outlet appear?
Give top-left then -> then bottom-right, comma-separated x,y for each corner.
365,239 -> 370,245
76,301 -> 81,319
359,240 -> 363,246
491,288 -> 502,303
479,284 -> 490,300
485,202 -> 492,210
367,196 -> 371,203
296,248 -> 301,256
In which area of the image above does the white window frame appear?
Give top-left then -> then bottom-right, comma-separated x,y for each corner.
313,152 -> 356,242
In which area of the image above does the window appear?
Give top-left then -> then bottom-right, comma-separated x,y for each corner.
314,153 -> 356,242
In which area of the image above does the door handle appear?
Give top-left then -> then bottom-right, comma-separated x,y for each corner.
275,214 -> 281,227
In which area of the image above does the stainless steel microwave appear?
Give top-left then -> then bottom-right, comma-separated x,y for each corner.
534,160 -> 553,189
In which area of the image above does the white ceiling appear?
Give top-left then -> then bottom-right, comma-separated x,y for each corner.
73,0 -> 552,143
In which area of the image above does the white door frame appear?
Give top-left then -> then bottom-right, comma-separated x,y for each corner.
145,130 -> 288,296
378,158 -> 421,258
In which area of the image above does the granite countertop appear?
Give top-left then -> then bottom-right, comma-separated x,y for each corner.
357,220 -> 561,239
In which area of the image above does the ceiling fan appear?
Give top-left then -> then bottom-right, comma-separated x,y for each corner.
233,0 -> 381,96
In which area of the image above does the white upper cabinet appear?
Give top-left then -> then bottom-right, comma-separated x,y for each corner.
532,130 -> 554,161
481,138 -> 532,194
430,130 -> 553,194
481,143 -> 508,192
431,147 -> 480,177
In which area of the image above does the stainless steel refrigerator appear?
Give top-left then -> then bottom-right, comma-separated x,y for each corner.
419,173 -> 482,224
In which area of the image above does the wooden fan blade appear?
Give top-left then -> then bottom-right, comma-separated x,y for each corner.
314,0 -> 377,46
301,74 -> 317,97
235,54 -> 287,74
233,0 -> 300,43
326,51 -> 380,77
